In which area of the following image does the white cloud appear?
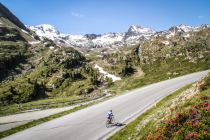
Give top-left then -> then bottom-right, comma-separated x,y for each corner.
198,15 -> 205,19
71,12 -> 84,18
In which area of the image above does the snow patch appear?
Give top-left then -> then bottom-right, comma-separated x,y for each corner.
94,64 -> 121,82
162,41 -> 170,45
28,41 -> 41,45
49,46 -> 55,49
21,29 -> 29,35
183,33 -> 190,38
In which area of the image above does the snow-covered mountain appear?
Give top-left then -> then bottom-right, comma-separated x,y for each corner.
28,24 -> 156,48
28,24 -> 208,48
125,25 -> 155,38
27,24 -> 60,40
124,25 -> 155,45
153,24 -> 207,39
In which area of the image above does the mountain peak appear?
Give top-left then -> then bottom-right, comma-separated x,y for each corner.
36,24 -> 56,29
169,24 -> 195,33
129,25 -> 143,31
127,25 -> 155,35
35,24 -> 59,34
27,24 -> 60,40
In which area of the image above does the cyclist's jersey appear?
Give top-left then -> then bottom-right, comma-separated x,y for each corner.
107,111 -> 113,119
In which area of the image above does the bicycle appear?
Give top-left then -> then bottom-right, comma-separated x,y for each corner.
106,116 -> 115,128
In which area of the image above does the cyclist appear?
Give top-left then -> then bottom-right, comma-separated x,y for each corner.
107,110 -> 114,124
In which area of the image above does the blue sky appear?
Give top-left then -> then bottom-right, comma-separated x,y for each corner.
1,0 -> 210,34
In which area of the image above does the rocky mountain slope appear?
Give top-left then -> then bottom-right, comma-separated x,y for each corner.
0,2 -> 39,81
138,25 -> 210,64
100,24 -> 210,79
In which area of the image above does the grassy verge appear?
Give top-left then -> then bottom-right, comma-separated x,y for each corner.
0,95 -> 79,116
0,95 -> 107,116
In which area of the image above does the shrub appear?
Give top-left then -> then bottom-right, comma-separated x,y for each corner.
147,93 -> 210,140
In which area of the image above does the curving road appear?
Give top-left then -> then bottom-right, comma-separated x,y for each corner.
2,70 -> 209,140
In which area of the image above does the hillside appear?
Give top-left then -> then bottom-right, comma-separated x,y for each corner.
0,2 -> 40,81
92,26 -> 210,94
0,26 -> 105,107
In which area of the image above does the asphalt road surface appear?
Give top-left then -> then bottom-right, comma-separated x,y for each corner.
2,70 -> 209,140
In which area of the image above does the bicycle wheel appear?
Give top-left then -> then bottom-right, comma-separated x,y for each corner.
111,117 -> 115,124
106,119 -> 110,128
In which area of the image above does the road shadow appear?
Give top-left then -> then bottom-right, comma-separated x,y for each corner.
107,122 -> 125,128
114,122 -> 126,127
